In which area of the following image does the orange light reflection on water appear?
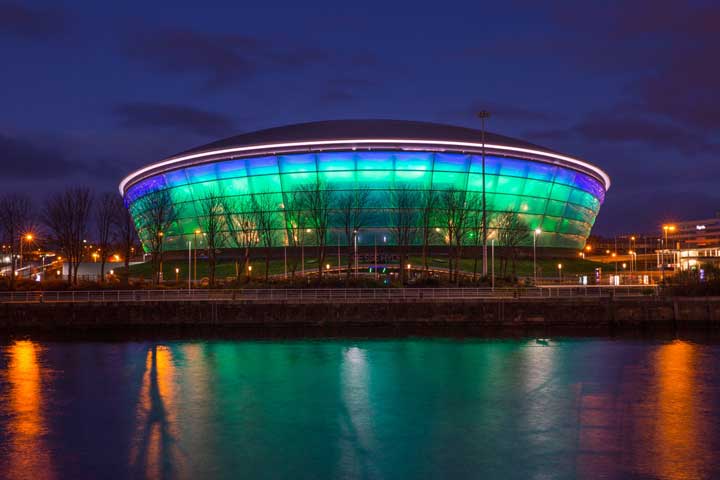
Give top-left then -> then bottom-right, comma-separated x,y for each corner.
5,340 -> 55,480
652,340 -> 706,480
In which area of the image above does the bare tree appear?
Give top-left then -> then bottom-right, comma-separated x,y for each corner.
418,189 -> 438,278
113,196 -> 139,285
0,193 -> 34,289
198,190 -> 228,286
494,211 -> 530,277
131,189 -> 178,285
438,187 -> 479,283
336,189 -> 371,281
222,195 -> 258,282
389,186 -> 420,284
250,192 -> 281,282
43,187 -> 93,285
297,178 -> 332,282
95,192 -> 117,283
282,188 -> 308,279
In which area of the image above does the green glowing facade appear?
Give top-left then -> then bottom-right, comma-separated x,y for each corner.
120,120 -> 609,251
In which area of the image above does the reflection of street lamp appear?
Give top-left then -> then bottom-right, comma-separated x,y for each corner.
533,228 -> 541,284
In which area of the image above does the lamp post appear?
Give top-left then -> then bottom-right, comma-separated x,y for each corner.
661,225 -> 675,281
158,231 -> 164,282
19,233 -> 33,272
612,252 -> 617,277
533,228 -> 541,285
193,229 -> 201,284
557,263 -> 563,282
491,238 -> 495,291
353,229 -> 358,279
477,110 -> 490,277
374,234 -> 378,280
175,267 -> 179,283
188,240 -> 192,290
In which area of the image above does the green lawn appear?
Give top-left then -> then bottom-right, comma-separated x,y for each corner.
120,253 -> 604,283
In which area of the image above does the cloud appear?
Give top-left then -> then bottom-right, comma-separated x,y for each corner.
0,2 -> 65,40
125,28 -> 259,89
125,28 -> 337,90
0,132 -> 80,179
113,102 -> 236,136
526,112 -> 712,154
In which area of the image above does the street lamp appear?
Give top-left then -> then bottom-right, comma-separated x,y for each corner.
175,267 -> 180,283
661,225 -> 676,281
193,229 -> 201,283
533,228 -> 541,285
491,238 -> 495,291
557,263 -> 563,282
477,110 -> 491,277
353,229 -> 358,279
19,233 -> 33,272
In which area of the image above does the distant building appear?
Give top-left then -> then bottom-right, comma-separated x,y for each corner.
667,212 -> 720,249
657,212 -> 720,271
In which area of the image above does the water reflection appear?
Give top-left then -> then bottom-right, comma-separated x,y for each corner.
0,338 -> 718,479
338,346 -> 378,478
4,340 -> 55,480
129,345 -> 182,479
630,340 -> 712,480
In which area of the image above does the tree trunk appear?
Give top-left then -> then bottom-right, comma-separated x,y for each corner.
209,250 -> 216,287
265,246 -> 270,283
100,258 -> 107,283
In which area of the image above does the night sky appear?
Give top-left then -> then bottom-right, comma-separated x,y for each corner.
1,0 -> 718,235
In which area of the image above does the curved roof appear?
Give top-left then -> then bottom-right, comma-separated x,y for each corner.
120,119 -> 610,194
180,119 -> 555,156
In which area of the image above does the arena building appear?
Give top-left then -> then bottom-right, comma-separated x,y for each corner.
119,120 -> 610,253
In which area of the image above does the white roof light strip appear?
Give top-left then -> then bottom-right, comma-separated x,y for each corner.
119,138 -> 611,195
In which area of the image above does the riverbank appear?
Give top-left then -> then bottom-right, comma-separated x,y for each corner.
2,296 -> 719,331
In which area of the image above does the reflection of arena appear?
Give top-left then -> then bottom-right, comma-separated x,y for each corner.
120,120 -> 609,251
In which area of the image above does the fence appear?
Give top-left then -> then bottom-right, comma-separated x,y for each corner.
0,285 -> 658,304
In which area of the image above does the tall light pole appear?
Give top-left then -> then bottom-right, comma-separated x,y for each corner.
533,228 -> 541,285
374,234 -> 378,280
477,110 -> 490,278
19,233 -> 32,272
187,240 -> 191,290
491,238 -> 495,291
193,229 -> 201,284
661,225 -> 675,282
353,229 -> 358,279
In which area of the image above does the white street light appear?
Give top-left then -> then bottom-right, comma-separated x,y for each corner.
533,228 -> 541,285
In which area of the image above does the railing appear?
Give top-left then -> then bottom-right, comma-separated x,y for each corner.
0,285 -> 658,304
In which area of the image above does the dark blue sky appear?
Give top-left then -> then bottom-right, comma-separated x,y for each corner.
1,0 -> 718,235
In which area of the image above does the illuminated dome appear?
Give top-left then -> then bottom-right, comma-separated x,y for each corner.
120,119 -> 609,251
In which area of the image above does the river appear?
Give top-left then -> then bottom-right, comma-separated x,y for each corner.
1,336 -> 719,479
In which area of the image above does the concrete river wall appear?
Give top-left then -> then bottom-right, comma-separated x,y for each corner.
2,296 -> 720,330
